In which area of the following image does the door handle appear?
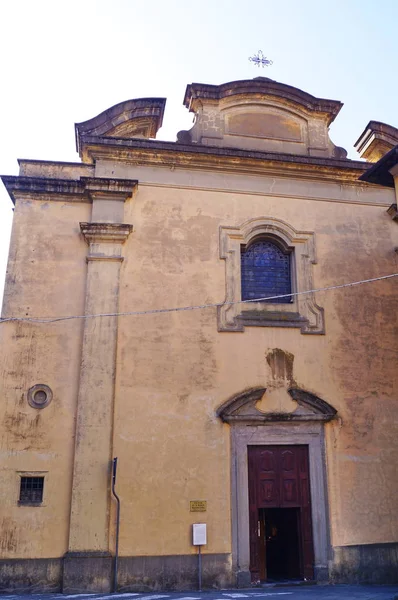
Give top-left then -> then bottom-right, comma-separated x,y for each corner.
258,520 -> 261,537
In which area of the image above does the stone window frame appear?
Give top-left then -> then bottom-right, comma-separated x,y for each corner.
16,471 -> 48,507
217,217 -> 325,334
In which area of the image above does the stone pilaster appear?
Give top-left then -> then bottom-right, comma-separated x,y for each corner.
64,180 -> 135,593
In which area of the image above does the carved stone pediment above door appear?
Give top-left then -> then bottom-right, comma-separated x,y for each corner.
216,386 -> 337,424
217,385 -> 337,586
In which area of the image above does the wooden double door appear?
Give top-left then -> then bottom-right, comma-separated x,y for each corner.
248,445 -> 314,582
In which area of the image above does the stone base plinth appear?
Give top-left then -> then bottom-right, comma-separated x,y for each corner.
62,551 -> 113,593
331,542 -> 398,584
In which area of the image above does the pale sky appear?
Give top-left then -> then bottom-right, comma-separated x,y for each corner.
1,0 -> 397,305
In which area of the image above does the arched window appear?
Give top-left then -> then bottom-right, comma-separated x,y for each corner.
240,239 -> 292,303
219,217 -> 324,333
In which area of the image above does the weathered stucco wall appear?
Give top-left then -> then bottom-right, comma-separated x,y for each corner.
0,197 -> 90,560
109,173 -> 398,557
0,160 -> 397,587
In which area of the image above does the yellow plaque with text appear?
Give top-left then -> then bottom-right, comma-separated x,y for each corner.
190,500 -> 207,512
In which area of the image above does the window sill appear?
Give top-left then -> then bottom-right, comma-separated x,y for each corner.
219,217 -> 325,335
238,310 -> 308,328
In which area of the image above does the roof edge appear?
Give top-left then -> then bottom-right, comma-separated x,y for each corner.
79,134 -> 368,172
354,120 -> 398,162
359,145 -> 398,188
183,78 -> 343,125
75,97 -> 166,154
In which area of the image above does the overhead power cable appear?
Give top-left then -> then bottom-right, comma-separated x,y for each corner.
0,272 -> 397,326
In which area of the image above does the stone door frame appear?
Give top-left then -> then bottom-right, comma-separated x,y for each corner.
231,422 -> 330,586
216,386 -> 336,587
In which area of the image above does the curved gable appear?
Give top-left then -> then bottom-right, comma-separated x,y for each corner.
75,97 -> 166,155
180,78 -> 346,158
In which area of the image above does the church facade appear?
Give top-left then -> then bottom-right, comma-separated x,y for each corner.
0,78 -> 398,592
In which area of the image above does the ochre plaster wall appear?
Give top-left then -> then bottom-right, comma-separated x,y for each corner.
112,176 -> 398,557
0,166 -> 397,567
0,198 -> 90,559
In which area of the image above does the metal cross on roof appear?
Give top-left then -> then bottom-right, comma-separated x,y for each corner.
249,50 -> 273,68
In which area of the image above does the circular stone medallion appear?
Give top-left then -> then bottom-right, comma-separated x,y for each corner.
27,384 -> 53,409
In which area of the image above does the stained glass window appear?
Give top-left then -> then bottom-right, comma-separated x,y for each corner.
241,240 -> 292,303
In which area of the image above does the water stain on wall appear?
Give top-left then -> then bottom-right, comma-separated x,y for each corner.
0,519 -> 18,552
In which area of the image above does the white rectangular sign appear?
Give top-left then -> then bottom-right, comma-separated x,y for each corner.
192,523 -> 207,546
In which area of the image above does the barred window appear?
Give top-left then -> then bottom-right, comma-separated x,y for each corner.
241,240 -> 292,303
19,476 -> 44,505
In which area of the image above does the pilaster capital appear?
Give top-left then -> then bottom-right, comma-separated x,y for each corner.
80,222 -> 133,244
80,177 -> 137,202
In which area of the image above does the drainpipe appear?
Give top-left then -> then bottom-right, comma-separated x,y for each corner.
111,457 -> 121,592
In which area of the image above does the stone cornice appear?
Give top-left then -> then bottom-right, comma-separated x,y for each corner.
75,97 -> 166,155
1,175 -> 138,205
80,222 -> 133,244
1,177 -> 84,204
17,158 -> 92,168
216,386 -> 337,424
183,78 -> 343,125
81,177 -> 138,202
354,121 -> 398,162
79,136 -> 371,184
359,145 -> 398,188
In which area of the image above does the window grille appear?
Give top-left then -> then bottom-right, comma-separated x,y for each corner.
19,476 -> 44,504
241,240 -> 292,303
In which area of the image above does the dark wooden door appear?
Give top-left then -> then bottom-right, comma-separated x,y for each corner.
248,445 -> 314,581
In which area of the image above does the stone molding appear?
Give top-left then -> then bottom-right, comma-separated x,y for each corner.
217,217 -> 325,334
359,145 -> 398,189
80,222 -> 133,244
217,387 -> 266,419
183,79 -> 343,125
289,388 -> 337,418
354,120 -> 398,162
81,177 -> 138,201
229,422 -> 331,585
180,79 -> 346,158
75,97 -> 166,155
217,386 -> 337,424
78,136 -> 371,185
217,384 -> 336,584
0,175 -> 137,205
80,222 -> 133,262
